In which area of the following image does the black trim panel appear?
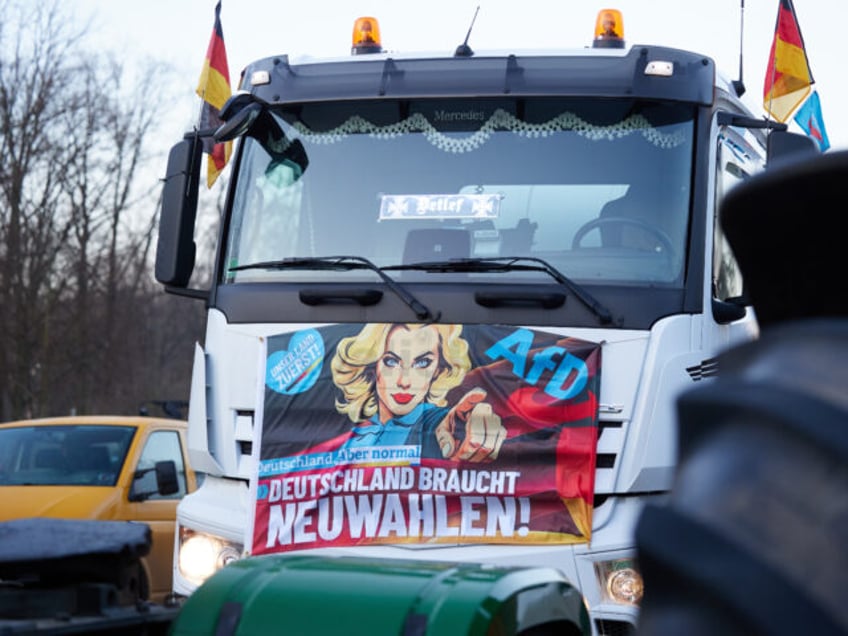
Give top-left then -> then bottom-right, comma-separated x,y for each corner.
214,282 -> 689,330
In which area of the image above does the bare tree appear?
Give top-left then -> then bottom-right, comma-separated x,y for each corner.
0,1 -> 84,418
0,0 -> 204,420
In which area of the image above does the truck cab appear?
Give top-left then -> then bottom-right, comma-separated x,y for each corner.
156,11 -> 813,634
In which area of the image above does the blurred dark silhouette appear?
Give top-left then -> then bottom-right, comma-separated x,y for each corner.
635,150 -> 848,635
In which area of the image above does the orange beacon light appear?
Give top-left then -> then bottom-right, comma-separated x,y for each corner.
352,17 -> 382,55
593,9 -> 625,49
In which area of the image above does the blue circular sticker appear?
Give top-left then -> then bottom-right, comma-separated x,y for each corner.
265,329 -> 324,395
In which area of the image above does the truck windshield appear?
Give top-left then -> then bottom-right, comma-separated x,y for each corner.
224,98 -> 694,287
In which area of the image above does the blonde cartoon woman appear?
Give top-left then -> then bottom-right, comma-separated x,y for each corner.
331,323 -> 506,462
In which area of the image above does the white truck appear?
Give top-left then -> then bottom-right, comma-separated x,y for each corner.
155,10 -> 813,634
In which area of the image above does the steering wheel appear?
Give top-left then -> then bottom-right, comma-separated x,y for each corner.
571,216 -> 676,258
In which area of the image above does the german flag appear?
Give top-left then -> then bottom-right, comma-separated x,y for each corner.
763,0 -> 813,123
196,1 -> 232,187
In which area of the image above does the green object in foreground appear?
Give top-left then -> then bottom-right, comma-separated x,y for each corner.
169,554 -> 591,636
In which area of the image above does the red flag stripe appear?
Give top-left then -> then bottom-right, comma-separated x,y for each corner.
807,119 -> 823,144
775,0 -> 806,50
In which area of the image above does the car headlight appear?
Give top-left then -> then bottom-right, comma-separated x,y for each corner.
595,558 -> 644,606
178,526 -> 243,587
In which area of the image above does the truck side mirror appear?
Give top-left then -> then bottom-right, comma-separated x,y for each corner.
766,130 -> 819,169
155,460 -> 180,496
216,101 -> 263,142
155,138 -> 202,288
129,460 -> 179,501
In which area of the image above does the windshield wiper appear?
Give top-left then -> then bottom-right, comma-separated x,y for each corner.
384,257 -> 613,324
229,256 -> 436,321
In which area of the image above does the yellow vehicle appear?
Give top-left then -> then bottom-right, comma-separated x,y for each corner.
0,415 -> 198,604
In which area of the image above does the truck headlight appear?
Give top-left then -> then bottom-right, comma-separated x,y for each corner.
595,558 -> 643,606
178,526 -> 243,587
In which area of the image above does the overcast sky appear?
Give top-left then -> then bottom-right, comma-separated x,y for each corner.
76,0 -> 846,151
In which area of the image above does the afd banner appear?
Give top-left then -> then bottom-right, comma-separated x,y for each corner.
249,323 -> 601,555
